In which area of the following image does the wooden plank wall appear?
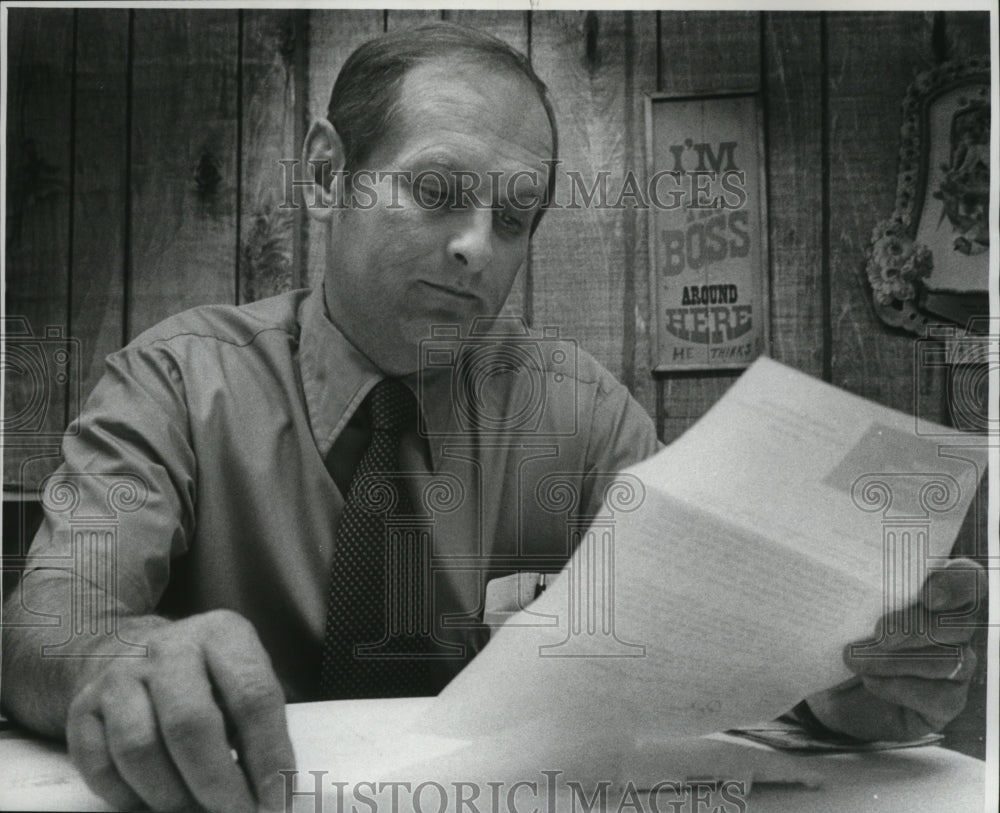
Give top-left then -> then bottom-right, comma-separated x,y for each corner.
7,9 -> 991,458
2,6 -> 992,753
4,9 -> 74,487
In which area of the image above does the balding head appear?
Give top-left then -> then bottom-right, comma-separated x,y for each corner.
325,22 -> 559,234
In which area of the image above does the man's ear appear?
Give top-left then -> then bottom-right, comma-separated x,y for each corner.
302,118 -> 346,223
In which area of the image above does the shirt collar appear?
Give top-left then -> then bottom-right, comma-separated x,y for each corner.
298,284 -> 383,459
298,284 -> 462,463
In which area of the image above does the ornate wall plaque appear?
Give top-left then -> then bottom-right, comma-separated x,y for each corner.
866,57 -> 990,334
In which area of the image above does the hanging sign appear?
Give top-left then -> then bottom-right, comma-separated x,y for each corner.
645,92 -> 768,371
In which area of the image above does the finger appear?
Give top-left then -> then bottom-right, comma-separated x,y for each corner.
868,606 -> 977,649
861,671 -> 971,732
845,641 -> 974,680
66,707 -> 145,811
928,608 -> 982,647
804,679 -> 933,742
149,650 -> 257,813
205,613 -> 296,812
102,679 -> 198,811
872,608 -> 957,646
925,559 -> 987,617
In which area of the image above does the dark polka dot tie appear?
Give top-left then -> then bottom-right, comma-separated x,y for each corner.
318,378 -> 440,699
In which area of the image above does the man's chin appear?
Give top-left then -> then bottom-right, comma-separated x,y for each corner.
371,346 -> 423,377
378,305 -> 508,375
407,311 -> 485,339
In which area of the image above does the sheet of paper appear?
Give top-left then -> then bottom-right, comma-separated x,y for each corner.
0,701 -> 823,813
425,357 -> 987,749
283,700 -> 831,812
285,699 -> 633,798
0,733 -> 111,812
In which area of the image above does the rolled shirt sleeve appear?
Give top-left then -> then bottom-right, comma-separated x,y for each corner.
578,366 -> 661,520
23,343 -> 196,615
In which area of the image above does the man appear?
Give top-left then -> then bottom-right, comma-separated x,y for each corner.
1,23 -> 985,813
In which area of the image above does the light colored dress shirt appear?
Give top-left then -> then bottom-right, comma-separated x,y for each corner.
19,285 -> 659,699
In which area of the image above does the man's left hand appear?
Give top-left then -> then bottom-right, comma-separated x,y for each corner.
803,558 -> 987,742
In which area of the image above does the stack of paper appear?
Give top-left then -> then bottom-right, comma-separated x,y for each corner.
426,358 -> 986,755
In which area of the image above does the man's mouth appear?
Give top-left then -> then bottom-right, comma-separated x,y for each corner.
420,281 -> 480,302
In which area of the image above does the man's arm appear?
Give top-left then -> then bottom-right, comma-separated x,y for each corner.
2,343 -> 294,812
3,569 -> 294,812
2,571 -> 169,737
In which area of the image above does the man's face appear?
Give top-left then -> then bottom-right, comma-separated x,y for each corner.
324,59 -> 553,375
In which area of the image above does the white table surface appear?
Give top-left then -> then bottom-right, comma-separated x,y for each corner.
0,698 -> 989,812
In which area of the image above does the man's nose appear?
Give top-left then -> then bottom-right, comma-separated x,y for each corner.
446,208 -> 493,274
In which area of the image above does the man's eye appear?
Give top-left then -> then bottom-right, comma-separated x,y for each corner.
495,209 -> 526,235
415,180 -> 451,208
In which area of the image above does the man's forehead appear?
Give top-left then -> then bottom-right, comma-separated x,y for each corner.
381,59 -> 553,172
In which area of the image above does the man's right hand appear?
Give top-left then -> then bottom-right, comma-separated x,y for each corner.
65,609 -> 295,813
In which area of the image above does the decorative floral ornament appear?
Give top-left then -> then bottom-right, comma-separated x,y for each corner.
865,218 -> 933,305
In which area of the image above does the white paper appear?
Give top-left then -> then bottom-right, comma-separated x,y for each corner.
0,734 -> 111,812
426,357 -> 987,746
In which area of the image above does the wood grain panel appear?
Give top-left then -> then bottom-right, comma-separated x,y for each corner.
129,10 -> 240,338
3,9 -> 74,488
304,10 -> 383,290
447,9 -> 530,321
625,11 -> 658,418
240,10 -> 299,303
529,10 -> 629,381
826,12 -> 936,416
656,11 -> 761,443
387,9 -> 443,29
764,12 -> 824,376
941,11 -> 991,60
71,10 -> 129,405
658,11 -> 760,95
448,8 -> 527,51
